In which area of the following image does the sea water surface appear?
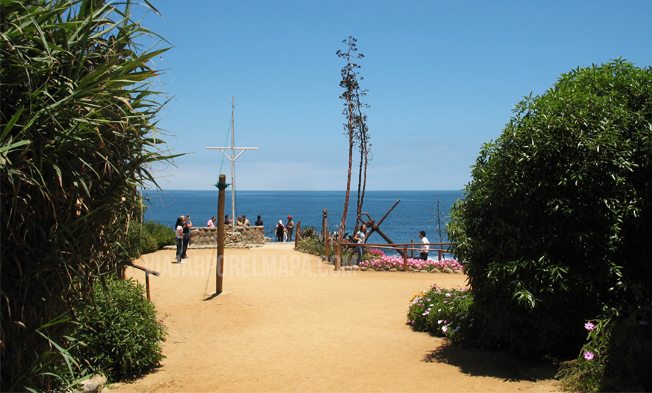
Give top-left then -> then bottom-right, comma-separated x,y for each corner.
143,190 -> 464,253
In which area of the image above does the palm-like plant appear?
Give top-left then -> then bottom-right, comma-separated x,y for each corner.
1,0 -> 175,390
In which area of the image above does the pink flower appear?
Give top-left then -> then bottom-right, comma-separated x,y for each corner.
584,322 -> 595,331
583,351 -> 594,360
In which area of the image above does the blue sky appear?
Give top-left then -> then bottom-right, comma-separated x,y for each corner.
137,0 -> 652,191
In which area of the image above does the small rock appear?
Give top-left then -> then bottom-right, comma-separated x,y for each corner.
80,375 -> 107,393
359,267 -> 368,271
454,269 -> 463,274
419,269 -> 429,273
388,268 -> 398,272
430,269 -> 440,273
442,268 -> 454,274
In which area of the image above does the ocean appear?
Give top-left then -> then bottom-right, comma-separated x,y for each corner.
143,190 -> 464,254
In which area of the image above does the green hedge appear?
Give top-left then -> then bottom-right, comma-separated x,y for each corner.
126,221 -> 175,260
70,277 -> 166,381
449,59 -> 652,356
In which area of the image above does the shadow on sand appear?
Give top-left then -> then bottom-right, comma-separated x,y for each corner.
423,341 -> 559,382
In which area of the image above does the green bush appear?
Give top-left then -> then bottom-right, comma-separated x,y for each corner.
141,231 -> 159,255
124,220 -> 174,260
407,285 -> 475,343
296,236 -> 360,265
558,300 -> 652,392
126,222 -> 144,259
143,221 -> 175,250
71,277 -> 166,381
448,59 -> 652,355
300,226 -> 317,239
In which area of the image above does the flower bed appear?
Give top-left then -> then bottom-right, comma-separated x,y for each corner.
407,284 -> 473,343
359,255 -> 462,272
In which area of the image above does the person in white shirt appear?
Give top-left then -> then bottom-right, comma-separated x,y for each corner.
419,230 -> 429,261
353,224 -> 369,264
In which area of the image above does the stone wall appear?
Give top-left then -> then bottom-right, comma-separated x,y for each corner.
190,226 -> 266,246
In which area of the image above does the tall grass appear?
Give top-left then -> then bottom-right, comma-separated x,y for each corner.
1,0 -> 176,390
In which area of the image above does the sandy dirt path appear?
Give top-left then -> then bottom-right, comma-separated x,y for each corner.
113,243 -> 558,392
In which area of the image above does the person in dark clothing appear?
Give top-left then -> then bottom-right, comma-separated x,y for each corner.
275,220 -> 285,242
255,215 -> 263,226
182,215 -> 192,259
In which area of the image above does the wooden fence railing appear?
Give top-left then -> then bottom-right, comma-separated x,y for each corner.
124,264 -> 160,301
332,242 -> 452,271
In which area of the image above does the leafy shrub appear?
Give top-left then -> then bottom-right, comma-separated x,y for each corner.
360,257 -> 462,272
407,285 -> 475,343
299,226 -> 318,239
296,237 -> 357,264
126,222 -> 146,259
71,277 -> 166,381
124,220 -> 174,260
558,300 -> 652,392
143,221 -> 175,250
448,59 -> 652,355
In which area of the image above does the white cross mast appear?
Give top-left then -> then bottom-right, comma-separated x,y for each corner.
206,96 -> 258,228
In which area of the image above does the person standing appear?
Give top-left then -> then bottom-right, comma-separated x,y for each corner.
275,220 -> 285,243
207,216 -> 216,227
353,224 -> 368,264
243,215 -> 250,226
175,216 -> 185,264
419,230 -> 429,260
286,215 -> 294,242
182,215 -> 192,259
255,215 -> 263,226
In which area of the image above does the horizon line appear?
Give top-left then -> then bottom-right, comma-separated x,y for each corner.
143,189 -> 464,192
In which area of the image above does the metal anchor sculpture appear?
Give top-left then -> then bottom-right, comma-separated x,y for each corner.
359,199 -> 406,258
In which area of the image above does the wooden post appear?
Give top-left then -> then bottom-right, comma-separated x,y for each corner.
294,220 -> 301,248
403,244 -> 408,271
410,239 -> 414,259
322,209 -> 328,237
145,271 -> 151,301
438,249 -> 442,261
216,174 -> 227,294
335,242 -> 341,271
324,232 -> 330,259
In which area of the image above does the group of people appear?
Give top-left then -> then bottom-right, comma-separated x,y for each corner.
174,215 -> 193,263
206,215 -> 265,227
216,214 -> 264,227
274,216 -> 294,242
205,214 -> 295,243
